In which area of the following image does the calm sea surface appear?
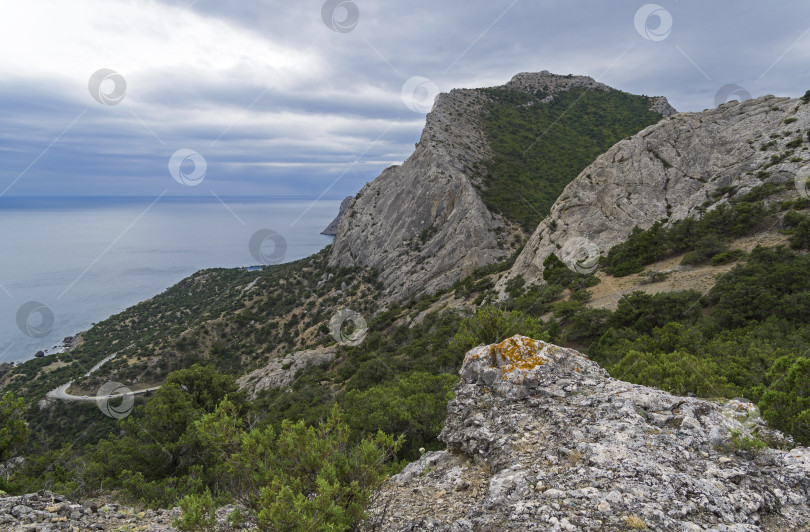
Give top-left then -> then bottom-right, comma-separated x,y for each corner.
0,196 -> 340,363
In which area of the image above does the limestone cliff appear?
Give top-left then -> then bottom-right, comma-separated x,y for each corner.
365,336 -> 810,531
498,94 -> 810,291
328,72 -> 673,301
321,196 -> 353,235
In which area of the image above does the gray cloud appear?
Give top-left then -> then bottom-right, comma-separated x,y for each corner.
1,0 -> 809,198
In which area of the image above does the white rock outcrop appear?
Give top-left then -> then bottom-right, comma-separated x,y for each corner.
365,336 -> 810,531
237,346 -> 336,399
499,94 -> 810,291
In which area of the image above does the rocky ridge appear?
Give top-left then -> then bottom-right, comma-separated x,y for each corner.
329,72 -> 673,301
498,94 -> 810,291
321,196 -> 353,235
365,336 -> 810,531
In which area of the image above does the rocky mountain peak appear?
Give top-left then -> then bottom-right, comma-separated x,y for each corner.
505,71 -> 610,96
327,81 -> 515,302
498,93 -> 809,293
364,336 -> 810,531
329,72 -> 672,302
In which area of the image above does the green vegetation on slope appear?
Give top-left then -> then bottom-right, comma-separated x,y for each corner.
3,178 -> 810,528
4,248 -> 380,449
479,86 -> 663,231
602,183 -> 797,276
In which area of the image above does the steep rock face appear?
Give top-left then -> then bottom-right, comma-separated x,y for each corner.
328,86 -> 510,302
365,336 -> 810,531
499,94 -> 810,290
329,72 -> 673,302
320,196 -> 353,235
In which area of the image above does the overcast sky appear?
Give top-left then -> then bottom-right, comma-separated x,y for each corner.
1,0 -> 809,198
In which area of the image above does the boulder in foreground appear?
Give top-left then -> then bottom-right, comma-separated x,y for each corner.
365,336 -> 810,531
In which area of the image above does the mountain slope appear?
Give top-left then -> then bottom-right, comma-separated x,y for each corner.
498,94 -> 810,292
329,72 -> 671,302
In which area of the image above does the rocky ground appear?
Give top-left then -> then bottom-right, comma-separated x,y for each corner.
0,491 -> 255,532
364,336 -> 810,531
237,345 -> 337,399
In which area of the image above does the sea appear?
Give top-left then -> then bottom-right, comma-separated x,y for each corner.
0,196 -> 340,364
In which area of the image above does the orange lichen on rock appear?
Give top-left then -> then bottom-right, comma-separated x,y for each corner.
493,336 -> 550,375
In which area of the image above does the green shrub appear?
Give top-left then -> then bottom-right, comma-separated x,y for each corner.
681,234 -> 728,265
504,275 -> 526,298
451,306 -> 548,353
610,349 -> 736,397
543,254 -> 578,287
710,249 -> 745,265
0,392 -> 28,464
783,210 -> 807,229
789,219 -> 810,249
342,371 -> 457,458
174,489 -> 217,532
603,193 -> 775,276
224,405 -> 402,531
609,291 -> 703,334
708,245 -> 810,328
758,356 -> 810,444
